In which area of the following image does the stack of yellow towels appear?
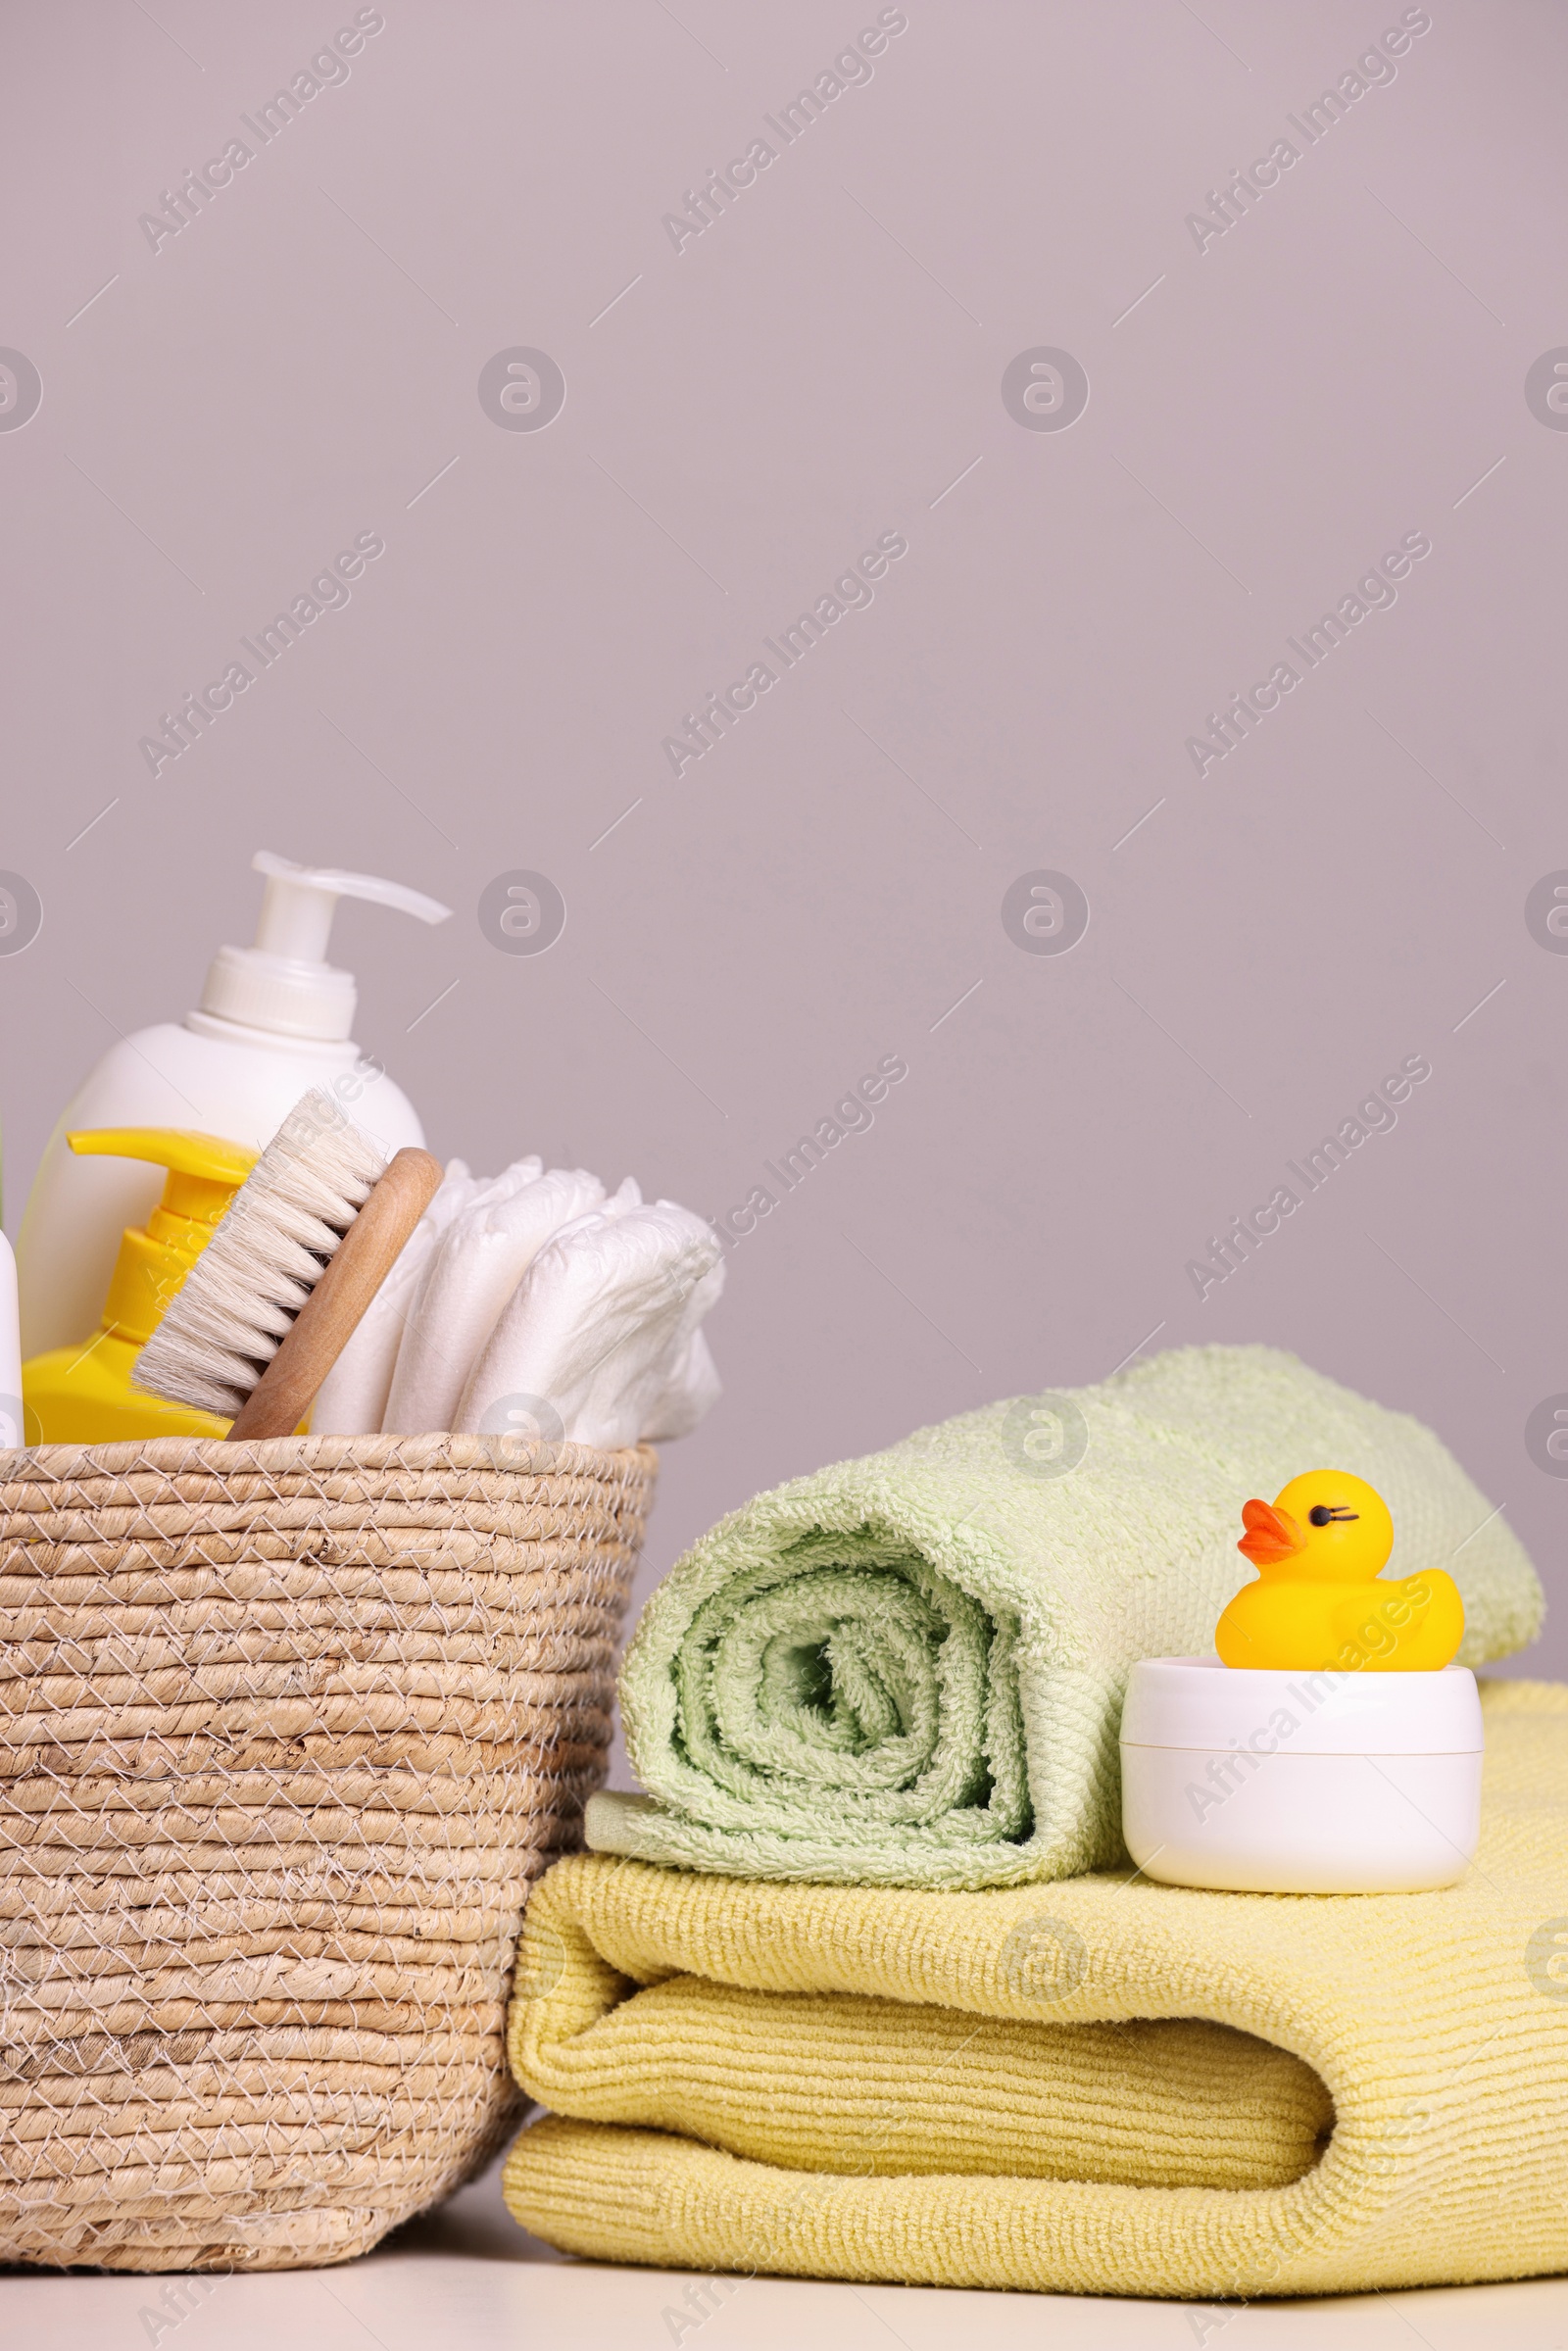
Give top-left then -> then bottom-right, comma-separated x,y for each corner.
503,1684 -> 1568,2297
499,1349 -> 1566,2300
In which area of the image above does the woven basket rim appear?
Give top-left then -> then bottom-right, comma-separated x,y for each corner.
0,1433 -> 656,1487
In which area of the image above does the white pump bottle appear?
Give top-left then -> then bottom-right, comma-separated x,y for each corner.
17,850 -> 452,1356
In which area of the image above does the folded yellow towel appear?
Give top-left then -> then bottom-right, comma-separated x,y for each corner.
503,1681 -> 1568,2299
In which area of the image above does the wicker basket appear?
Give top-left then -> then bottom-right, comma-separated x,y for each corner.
0,1430 -> 655,2273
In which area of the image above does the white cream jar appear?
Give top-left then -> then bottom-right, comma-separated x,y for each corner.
1119,1657 -> 1484,1895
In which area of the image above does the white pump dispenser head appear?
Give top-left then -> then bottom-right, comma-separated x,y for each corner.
193,852 -> 452,1044
17,848 -> 450,1360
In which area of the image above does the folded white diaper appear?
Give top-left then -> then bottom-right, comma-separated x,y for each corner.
454,1199 -> 723,1450
309,1158 -> 482,1437
641,1326 -> 722,1442
640,1251 -> 724,1439
379,1162 -> 602,1436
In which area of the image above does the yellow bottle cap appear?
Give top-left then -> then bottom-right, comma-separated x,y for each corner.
68,1128 -> 258,1347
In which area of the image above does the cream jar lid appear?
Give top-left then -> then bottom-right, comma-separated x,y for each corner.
1120,1657 -> 1484,1756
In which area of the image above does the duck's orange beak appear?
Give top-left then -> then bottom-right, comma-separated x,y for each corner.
1238,1497 -> 1306,1568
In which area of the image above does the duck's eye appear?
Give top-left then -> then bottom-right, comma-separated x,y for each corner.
1308,1504 -> 1358,1525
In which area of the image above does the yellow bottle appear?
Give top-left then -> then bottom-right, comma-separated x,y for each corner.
22,1128 -> 256,1443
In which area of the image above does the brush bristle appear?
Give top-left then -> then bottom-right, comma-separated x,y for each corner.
134,1090 -> 387,1420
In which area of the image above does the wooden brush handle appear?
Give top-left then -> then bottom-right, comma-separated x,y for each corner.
226,1148 -> 444,1443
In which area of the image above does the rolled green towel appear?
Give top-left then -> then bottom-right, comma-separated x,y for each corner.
588,1345 -> 1544,1887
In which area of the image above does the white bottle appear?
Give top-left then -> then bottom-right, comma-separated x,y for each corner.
17,850 -> 452,1355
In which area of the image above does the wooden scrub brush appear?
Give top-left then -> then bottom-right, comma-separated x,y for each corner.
134,1088 -> 442,1441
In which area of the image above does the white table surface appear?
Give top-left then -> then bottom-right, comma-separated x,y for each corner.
4,2158 -> 1566,2350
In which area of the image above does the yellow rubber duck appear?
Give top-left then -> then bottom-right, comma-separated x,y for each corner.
1215,1469 -> 1465,1673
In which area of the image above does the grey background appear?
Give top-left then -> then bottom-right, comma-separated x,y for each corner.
2,0 -> 1563,1734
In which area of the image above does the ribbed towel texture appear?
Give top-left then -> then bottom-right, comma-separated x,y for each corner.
588,1346 -> 1542,1887
504,1682 -> 1568,2299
